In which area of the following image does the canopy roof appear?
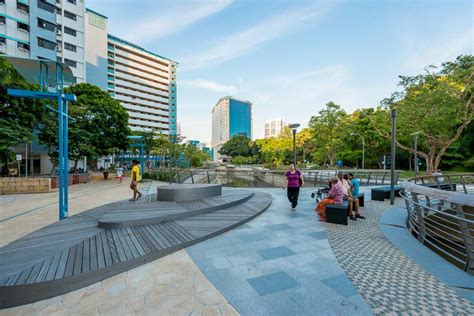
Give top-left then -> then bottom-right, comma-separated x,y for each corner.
2,56 -> 76,89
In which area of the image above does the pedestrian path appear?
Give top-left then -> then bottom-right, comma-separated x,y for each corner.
326,199 -> 474,315
187,188 -> 372,315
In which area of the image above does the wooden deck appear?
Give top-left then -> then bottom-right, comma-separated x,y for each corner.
0,185 -> 271,308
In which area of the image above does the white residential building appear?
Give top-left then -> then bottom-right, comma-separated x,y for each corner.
264,118 -> 284,138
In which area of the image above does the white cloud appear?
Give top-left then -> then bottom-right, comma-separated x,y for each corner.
179,1 -> 337,70
402,28 -> 473,73
123,0 -> 233,43
179,79 -> 237,94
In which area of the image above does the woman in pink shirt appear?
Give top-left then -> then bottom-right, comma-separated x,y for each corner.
284,164 -> 304,210
316,178 -> 344,222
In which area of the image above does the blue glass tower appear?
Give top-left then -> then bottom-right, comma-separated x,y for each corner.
229,98 -> 252,139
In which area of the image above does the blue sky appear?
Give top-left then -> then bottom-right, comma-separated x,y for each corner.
87,0 -> 473,142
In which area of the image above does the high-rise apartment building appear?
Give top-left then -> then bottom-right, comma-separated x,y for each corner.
85,8 -> 178,136
0,0 -> 86,82
211,96 -> 252,161
264,118 -> 284,138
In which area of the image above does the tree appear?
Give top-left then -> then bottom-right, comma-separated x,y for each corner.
40,83 -> 130,173
308,102 -> 348,166
372,55 -> 473,173
219,135 -> 253,157
0,58 -> 47,175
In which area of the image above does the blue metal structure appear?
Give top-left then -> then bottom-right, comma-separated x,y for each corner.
127,135 -> 145,179
5,57 -> 76,220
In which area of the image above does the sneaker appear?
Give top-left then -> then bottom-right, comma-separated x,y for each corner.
350,216 -> 357,221
356,214 -> 366,219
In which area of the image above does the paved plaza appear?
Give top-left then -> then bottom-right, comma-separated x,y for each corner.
1,181 -> 473,315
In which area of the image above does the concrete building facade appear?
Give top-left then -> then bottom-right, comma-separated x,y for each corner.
211,96 -> 252,161
264,118 -> 284,138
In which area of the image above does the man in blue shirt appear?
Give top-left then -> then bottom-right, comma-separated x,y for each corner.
348,173 -> 365,219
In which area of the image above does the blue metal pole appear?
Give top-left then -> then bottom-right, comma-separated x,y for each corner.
140,144 -> 145,179
57,86 -> 64,219
63,100 -> 69,219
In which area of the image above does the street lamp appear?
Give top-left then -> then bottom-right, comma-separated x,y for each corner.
288,123 -> 300,165
390,108 -> 397,205
410,131 -> 422,177
350,132 -> 365,170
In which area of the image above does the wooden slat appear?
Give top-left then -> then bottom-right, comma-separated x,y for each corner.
162,222 -> 189,244
15,266 -> 33,285
102,231 -> 115,265
149,224 -> 175,247
54,249 -> 69,280
25,261 -> 44,284
90,235 -> 98,271
44,253 -> 62,281
82,239 -> 90,273
125,227 -> 147,256
96,233 -> 106,268
155,223 -> 181,246
110,229 -> 127,262
132,227 -> 154,253
171,221 -> 195,240
73,241 -> 83,275
64,245 -> 77,277
120,228 -> 141,258
34,255 -> 54,283
142,225 -> 166,250
5,272 -> 20,286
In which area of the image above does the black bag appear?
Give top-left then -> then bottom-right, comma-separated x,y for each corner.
298,171 -> 303,186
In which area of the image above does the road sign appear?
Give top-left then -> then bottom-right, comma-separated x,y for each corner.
15,154 -> 22,161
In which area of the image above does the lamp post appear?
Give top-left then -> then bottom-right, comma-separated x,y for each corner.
350,132 -> 365,170
410,131 -> 421,177
288,123 -> 300,165
390,108 -> 397,205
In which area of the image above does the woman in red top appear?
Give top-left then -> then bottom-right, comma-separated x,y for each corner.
284,164 -> 304,210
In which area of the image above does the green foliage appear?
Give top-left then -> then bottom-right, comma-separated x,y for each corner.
372,55 -> 473,172
143,170 -> 177,182
219,135 -> 254,157
0,58 -> 48,175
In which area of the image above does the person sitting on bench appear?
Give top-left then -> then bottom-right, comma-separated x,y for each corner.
348,173 -> 365,219
316,178 -> 344,222
338,171 -> 358,221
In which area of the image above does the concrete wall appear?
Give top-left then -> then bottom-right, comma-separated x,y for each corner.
0,177 -> 51,194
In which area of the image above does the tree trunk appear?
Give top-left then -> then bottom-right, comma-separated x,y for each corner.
408,153 -> 412,171
426,153 -> 435,174
73,160 -> 78,174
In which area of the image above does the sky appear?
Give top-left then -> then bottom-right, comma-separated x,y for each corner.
87,0 -> 473,143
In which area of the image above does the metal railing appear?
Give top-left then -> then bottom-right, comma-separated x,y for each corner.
174,168 -> 402,187
400,174 -> 474,274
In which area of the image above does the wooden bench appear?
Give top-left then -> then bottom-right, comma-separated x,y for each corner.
326,201 -> 349,225
371,186 -> 402,201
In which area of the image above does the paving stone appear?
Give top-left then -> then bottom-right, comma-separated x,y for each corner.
247,271 -> 300,296
239,232 -> 269,242
257,245 -> 296,260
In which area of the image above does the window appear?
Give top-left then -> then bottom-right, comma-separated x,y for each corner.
88,12 -> 106,29
67,0 -> 76,4
64,11 -> 76,21
17,2 -> 29,13
0,16 -> 4,24
17,22 -> 29,32
38,37 -> 56,50
57,56 -> 62,62
38,0 -> 55,13
0,37 -> 6,45
64,58 -> 76,68
17,42 -> 30,51
108,75 -> 114,81
64,42 -> 76,52
64,26 -> 76,36
37,18 -> 56,32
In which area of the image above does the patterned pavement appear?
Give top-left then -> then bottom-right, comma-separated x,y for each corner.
326,199 -> 474,315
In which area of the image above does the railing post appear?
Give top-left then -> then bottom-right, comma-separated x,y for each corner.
314,171 -> 318,187
454,204 -> 474,273
411,193 -> 426,244
366,172 -> 371,185
190,170 -> 194,184
382,172 -> 386,185
459,176 -> 467,194
207,171 -> 210,183
177,172 -> 181,183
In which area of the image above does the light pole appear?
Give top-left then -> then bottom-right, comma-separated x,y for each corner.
390,108 -> 397,205
410,131 -> 421,177
350,132 -> 365,170
288,123 -> 300,165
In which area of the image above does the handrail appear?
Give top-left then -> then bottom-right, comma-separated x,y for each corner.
399,176 -> 473,275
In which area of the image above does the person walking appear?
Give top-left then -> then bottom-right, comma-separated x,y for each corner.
116,163 -> 124,183
129,160 -> 142,201
284,164 -> 304,211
